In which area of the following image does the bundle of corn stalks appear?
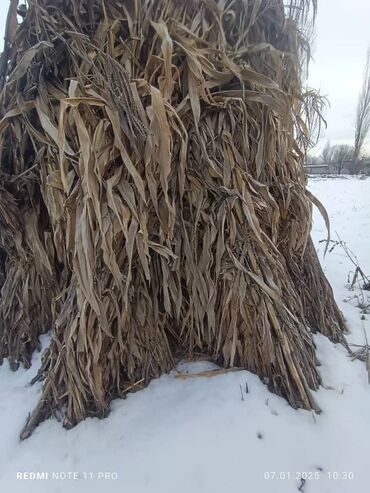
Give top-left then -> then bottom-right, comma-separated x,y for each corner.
0,0 -> 346,439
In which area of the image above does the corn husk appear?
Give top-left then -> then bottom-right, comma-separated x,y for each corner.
0,0 -> 345,439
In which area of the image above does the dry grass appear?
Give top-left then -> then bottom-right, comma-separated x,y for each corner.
0,0 -> 345,439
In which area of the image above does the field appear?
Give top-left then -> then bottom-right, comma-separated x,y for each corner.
0,176 -> 369,493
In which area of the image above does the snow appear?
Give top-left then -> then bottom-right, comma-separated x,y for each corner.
0,176 -> 369,493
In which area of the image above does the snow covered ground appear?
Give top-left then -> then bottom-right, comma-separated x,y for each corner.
0,176 -> 369,493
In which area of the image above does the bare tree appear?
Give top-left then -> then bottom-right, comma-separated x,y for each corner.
354,49 -> 370,167
319,142 -> 353,174
321,140 -> 334,166
332,145 -> 354,175
306,153 -> 321,165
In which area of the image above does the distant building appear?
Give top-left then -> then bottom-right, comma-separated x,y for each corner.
304,161 -> 354,175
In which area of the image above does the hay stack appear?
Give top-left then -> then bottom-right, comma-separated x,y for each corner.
0,0 -> 345,439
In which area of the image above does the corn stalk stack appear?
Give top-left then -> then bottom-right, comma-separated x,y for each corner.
0,0 -> 346,439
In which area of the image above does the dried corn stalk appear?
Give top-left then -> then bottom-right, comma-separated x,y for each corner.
0,0 -> 345,439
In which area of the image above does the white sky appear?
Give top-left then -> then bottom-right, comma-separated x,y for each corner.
0,0 -> 369,154
308,0 -> 370,153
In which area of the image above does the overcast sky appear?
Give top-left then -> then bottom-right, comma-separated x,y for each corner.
308,0 -> 370,153
0,0 -> 369,154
